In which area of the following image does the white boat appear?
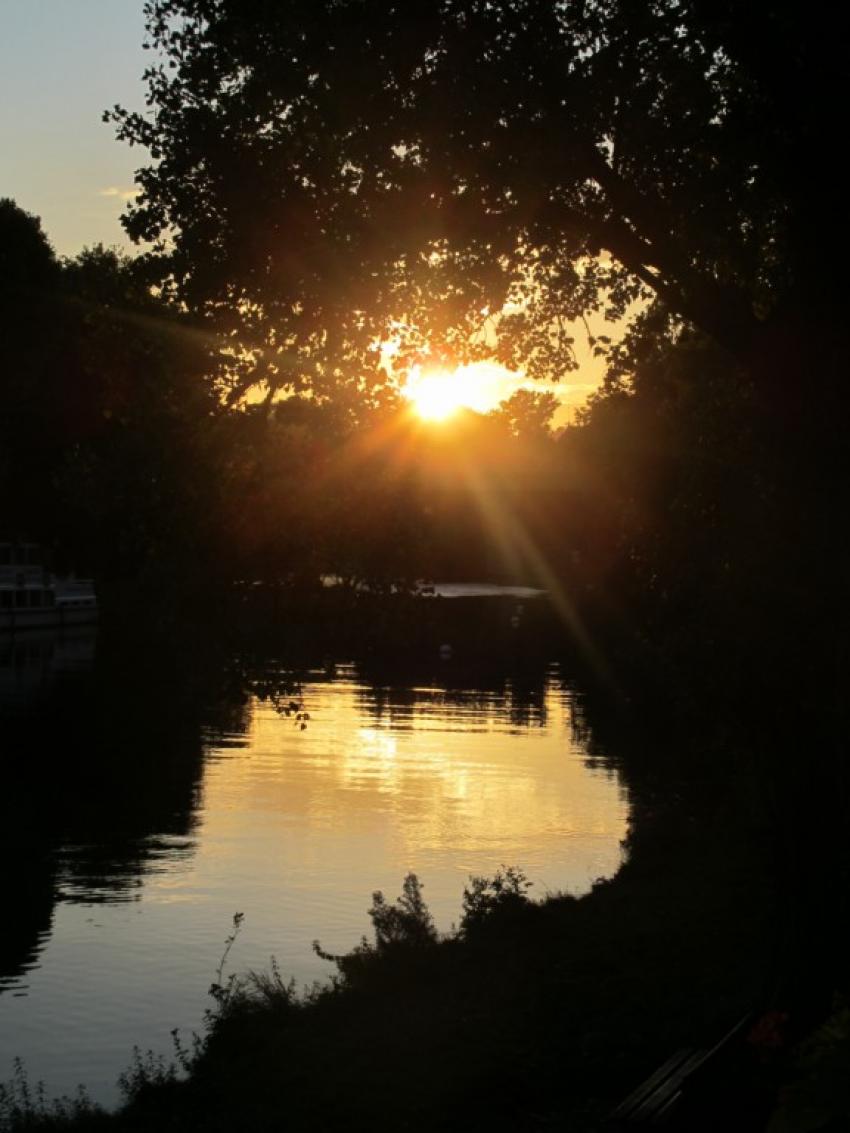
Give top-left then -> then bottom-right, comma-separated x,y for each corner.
0,541 -> 98,631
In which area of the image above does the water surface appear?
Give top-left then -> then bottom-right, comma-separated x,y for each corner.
1,631 -> 628,1105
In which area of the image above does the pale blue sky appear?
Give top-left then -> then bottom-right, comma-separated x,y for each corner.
0,0 -> 149,255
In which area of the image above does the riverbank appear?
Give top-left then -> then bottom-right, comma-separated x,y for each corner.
150,802 -> 780,1132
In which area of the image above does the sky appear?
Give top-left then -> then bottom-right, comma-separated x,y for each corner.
0,0 -> 605,422
0,0 -> 147,255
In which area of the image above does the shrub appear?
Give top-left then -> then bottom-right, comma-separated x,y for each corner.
460,867 -> 533,937
368,873 -> 438,950
0,1059 -> 102,1131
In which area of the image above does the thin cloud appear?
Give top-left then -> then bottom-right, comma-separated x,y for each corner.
98,186 -> 139,201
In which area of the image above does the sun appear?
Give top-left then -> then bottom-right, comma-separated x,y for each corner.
402,362 -> 514,422
403,369 -> 462,420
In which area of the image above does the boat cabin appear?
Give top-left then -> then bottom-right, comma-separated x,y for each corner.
1,542 -> 97,629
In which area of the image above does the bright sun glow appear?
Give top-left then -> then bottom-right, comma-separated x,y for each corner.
404,369 -> 463,420
402,362 -> 517,421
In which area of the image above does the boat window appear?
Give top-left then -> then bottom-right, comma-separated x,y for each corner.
0,591 -> 11,609
15,589 -> 27,607
0,546 -> 10,565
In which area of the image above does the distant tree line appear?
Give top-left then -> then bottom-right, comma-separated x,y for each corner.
1,198 -> 220,594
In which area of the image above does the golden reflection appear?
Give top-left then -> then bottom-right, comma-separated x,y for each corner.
199,669 -> 628,877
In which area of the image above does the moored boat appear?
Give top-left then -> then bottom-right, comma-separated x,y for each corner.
0,541 -> 97,631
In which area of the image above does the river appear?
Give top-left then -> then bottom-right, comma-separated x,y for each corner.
0,613 -> 629,1106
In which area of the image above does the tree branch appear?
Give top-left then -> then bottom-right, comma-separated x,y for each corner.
578,147 -> 757,356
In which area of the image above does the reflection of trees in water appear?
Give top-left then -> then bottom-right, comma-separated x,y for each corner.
231,658 -> 305,718
0,630 -> 95,713
0,851 -> 55,992
0,631 -> 250,990
567,686 -> 687,838
564,676 -> 779,880
566,689 -> 619,777
354,659 -> 553,733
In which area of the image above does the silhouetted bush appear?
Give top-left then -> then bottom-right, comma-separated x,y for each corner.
459,867 -> 533,938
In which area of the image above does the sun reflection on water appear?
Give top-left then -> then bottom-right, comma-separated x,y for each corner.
224,665 -> 627,869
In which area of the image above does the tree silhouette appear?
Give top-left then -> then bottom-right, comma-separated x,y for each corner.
110,2 -> 843,414
490,388 -> 559,438
0,198 -> 59,296
0,199 -> 222,585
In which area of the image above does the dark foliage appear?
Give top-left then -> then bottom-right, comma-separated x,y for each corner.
110,1 -> 845,409
0,200 -> 222,593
